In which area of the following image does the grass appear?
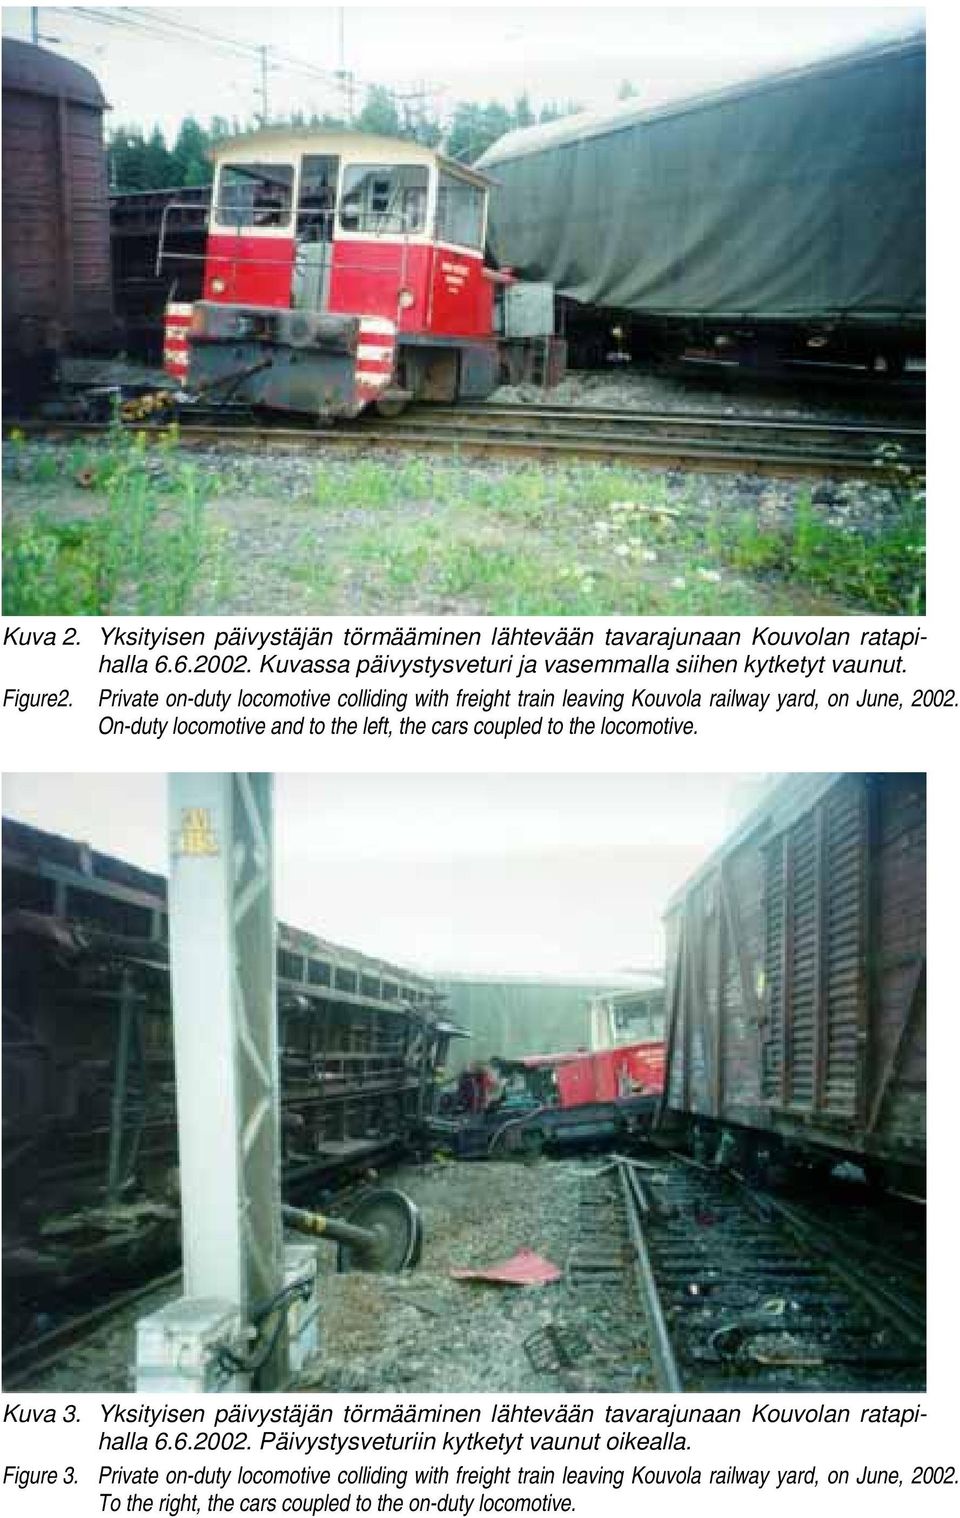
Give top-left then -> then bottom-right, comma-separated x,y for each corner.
325,454 -> 923,615
720,458 -> 925,615
3,428 -> 223,615
2,434 -> 924,615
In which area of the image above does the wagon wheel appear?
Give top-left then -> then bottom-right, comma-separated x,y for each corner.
336,1187 -> 423,1273
488,1114 -> 545,1161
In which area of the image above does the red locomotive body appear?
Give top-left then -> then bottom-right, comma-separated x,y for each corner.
161,128 -> 555,418
443,1039 -> 666,1159
202,230 -> 294,308
553,1041 -> 666,1107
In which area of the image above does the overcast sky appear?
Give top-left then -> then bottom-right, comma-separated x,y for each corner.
2,772 -> 770,979
3,5 -> 926,138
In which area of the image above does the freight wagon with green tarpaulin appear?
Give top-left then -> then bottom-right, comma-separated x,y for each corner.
480,33 -> 925,376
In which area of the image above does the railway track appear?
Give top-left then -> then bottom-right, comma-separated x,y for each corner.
1,1268 -> 182,1390
556,1153 -> 925,1392
9,400 -> 925,479
3,1155 -> 927,1393
0,1170 -> 395,1391
357,402 -> 926,473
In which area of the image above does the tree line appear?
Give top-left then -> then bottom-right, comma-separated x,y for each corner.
106,85 -> 594,192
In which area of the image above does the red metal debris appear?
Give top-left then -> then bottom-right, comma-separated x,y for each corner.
450,1248 -> 562,1287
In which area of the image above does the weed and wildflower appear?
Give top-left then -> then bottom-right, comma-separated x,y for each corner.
719,447 -> 925,614
2,433 -> 924,616
3,427 -> 223,615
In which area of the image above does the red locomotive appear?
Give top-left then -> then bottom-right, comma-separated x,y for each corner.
161,127 -> 562,417
437,1040 -> 666,1158
544,1041 -> 666,1108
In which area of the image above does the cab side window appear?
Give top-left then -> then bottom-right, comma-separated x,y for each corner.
436,172 -> 485,249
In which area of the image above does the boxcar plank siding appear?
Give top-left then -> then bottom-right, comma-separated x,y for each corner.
870,775 -> 926,1149
2,39 -> 113,376
762,836 -> 785,1100
821,776 -> 865,1116
787,807 -> 817,1110
65,98 -> 113,331
663,774 -> 925,1182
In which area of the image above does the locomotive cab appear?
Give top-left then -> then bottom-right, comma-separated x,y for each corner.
163,129 -> 505,418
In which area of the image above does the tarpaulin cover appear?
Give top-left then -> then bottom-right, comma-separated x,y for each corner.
450,1249 -> 563,1286
480,35 -> 925,324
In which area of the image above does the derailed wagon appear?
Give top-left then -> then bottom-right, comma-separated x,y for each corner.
1,816 -> 459,1322
480,33 -> 925,375
658,774 -> 925,1192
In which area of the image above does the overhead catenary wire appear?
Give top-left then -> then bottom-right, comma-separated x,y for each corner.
50,7 -> 441,124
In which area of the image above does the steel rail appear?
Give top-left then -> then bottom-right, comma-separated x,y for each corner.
616,1160 -> 683,1391
763,1196 -> 927,1293
639,1153 -> 925,1387
6,416 -> 924,479
366,402 -> 925,448
738,1187 -> 926,1346
2,1267 -> 182,1389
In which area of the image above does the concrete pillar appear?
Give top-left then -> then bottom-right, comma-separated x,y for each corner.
165,773 -> 286,1388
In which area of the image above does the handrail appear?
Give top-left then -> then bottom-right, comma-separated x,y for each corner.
155,199 -> 210,277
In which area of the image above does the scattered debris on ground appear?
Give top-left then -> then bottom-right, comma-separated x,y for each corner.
22,1159 -> 653,1394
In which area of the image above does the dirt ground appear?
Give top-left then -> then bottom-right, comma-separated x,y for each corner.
25,1159 -> 650,1394
302,1157 -> 648,1394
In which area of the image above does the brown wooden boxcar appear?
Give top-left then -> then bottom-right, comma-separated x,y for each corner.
2,39 -> 114,405
660,773 -> 925,1190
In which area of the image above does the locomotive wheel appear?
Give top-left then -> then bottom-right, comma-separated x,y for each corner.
373,391 -> 410,419
336,1187 -> 423,1274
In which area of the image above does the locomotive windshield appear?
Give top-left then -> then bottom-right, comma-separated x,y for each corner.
436,171 -> 485,250
215,162 -> 295,230
339,163 -> 429,235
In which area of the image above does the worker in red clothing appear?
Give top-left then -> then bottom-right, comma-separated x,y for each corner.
474,1062 -> 500,1112
456,1065 -> 479,1113
457,1061 -> 501,1114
